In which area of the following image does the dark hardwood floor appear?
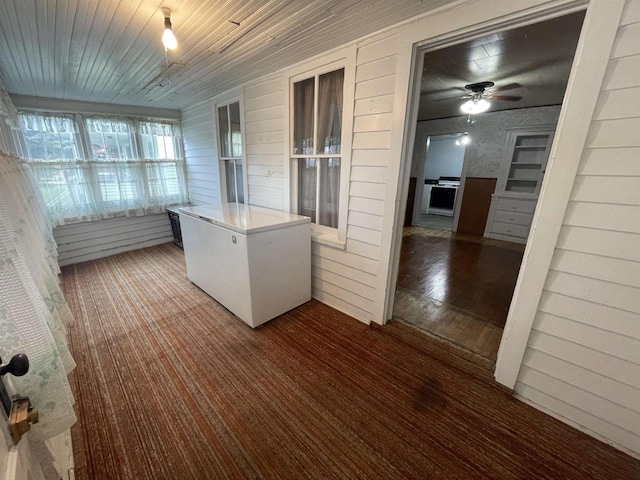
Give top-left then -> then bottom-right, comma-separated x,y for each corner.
393,227 -> 525,360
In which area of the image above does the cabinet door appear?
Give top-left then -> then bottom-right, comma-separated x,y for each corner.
504,131 -> 554,196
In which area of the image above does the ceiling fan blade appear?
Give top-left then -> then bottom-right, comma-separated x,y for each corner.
428,94 -> 470,102
491,94 -> 522,101
493,82 -> 522,92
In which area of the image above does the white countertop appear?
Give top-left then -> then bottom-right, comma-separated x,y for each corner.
178,204 -> 310,235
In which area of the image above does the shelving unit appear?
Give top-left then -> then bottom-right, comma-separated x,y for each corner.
484,126 -> 555,244
504,133 -> 553,195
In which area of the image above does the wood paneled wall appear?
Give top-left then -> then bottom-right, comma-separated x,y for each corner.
312,31 -> 401,323
54,214 -> 173,267
182,101 -> 220,206
514,0 -> 640,457
180,32 -> 401,325
244,74 -> 286,211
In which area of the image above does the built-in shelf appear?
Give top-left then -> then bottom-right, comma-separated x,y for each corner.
506,132 -> 554,195
485,126 -> 556,244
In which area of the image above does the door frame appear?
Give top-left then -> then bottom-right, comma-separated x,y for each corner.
380,0 -> 624,388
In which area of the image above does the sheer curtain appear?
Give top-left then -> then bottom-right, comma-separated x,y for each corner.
19,113 -> 188,226
293,77 -> 315,154
0,149 -> 76,440
316,69 -> 343,228
318,158 -> 340,228
20,113 -> 101,223
317,69 -> 343,155
293,69 -> 344,228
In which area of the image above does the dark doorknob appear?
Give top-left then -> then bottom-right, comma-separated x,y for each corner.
0,354 -> 30,377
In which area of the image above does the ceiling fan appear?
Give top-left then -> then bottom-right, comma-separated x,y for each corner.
461,81 -> 522,102
434,80 -> 523,121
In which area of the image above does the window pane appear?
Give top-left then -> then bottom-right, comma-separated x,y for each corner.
30,163 -> 94,219
225,159 -> 236,203
317,69 -> 344,155
86,118 -> 135,161
95,164 -> 140,206
318,158 -> 340,228
139,121 -> 178,160
20,114 -> 187,224
229,102 -> 242,157
19,114 -> 80,161
23,130 -> 46,159
44,132 -> 64,159
293,77 -> 314,154
218,106 -> 230,157
235,159 -> 244,204
146,162 -> 181,203
298,158 -> 317,222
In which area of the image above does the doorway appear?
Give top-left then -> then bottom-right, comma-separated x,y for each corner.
418,133 -> 467,231
392,11 -> 585,362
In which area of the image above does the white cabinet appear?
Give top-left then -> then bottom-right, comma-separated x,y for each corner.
180,204 -> 311,328
485,126 -> 555,244
485,194 -> 537,243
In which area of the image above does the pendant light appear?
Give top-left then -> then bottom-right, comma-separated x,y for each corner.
161,8 -> 178,51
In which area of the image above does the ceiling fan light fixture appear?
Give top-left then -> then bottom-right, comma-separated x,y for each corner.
460,98 -> 490,114
162,9 -> 178,50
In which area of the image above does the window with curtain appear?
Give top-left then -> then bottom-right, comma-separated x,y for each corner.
292,68 -> 344,228
216,101 -> 244,204
18,113 -> 187,225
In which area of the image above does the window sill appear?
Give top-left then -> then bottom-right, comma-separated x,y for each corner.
311,228 -> 346,250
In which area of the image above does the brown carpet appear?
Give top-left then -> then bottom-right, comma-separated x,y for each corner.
61,244 -> 639,480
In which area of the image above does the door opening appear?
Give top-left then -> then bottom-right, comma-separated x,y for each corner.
418,133 -> 466,231
393,11 -> 585,362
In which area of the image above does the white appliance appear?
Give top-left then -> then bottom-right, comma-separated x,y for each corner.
421,178 -> 460,216
179,204 -> 311,328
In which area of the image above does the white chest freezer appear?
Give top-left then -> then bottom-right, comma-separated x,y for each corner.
179,204 -> 311,328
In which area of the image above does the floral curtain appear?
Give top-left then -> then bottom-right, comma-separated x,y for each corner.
0,150 -> 76,440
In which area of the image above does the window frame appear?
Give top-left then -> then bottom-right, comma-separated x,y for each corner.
17,110 -> 186,224
213,89 -> 247,205
284,49 -> 355,247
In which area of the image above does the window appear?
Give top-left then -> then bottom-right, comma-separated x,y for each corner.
216,101 -> 244,204
139,121 -> 185,205
291,68 -> 344,229
18,112 -> 187,225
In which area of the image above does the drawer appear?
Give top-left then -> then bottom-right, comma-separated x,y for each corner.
495,198 -> 536,214
494,210 -> 533,226
491,221 -> 529,238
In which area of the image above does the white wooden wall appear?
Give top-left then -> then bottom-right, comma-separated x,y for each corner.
182,101 -> 220,206
181,33 -> 401,324
312,31 -> 399,323
514,0 -> 640,457
0,121 -> 17,155
54,214 -> 172,267
244,74 -> 286,211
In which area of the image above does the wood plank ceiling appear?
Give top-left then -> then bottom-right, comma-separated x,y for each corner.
0,0 -> 452,110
